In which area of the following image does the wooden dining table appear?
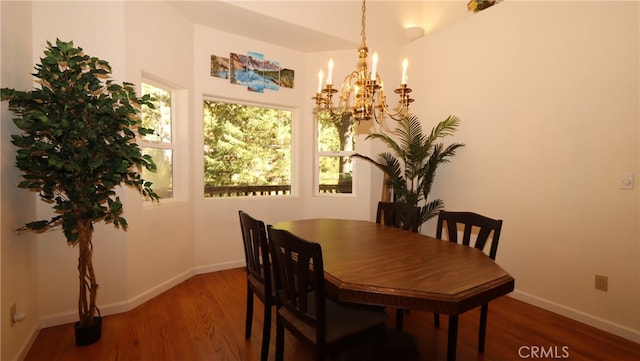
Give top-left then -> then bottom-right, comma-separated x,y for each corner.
272,218 -> 515,361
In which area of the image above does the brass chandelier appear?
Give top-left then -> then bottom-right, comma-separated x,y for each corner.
312,0 -> 413,122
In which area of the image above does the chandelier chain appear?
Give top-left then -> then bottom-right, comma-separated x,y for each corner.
360,0 -> 367,48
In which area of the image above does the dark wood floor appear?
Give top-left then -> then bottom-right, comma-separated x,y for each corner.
25,267 -> 640,361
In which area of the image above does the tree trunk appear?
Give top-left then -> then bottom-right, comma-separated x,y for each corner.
77,219 -> 98,327
334,113 -> 353,185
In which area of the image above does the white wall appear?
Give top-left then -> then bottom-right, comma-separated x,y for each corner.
30,1 -> 132,328
28,1 -> 200,328
191,25 -> 379,274
397,1 -> 639,340
122,0 -> 196,313
1,2 -> 639,360
10,0 -> 383,336
1,3 -> 39,361
192,24 -> 307,272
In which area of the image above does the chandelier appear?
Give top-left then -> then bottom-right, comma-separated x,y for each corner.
312,0 -> 413,122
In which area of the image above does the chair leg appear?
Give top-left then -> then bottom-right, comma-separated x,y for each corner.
275,322 -> 285,361
260,303 -> 272,361
395,309 -> 404,332
374,324 -> 386,361
434,313 -> 440,328
315,345 -> 325,361
478,303 -> 488,353
245,286 -> 254,339
447,315 -> 459,361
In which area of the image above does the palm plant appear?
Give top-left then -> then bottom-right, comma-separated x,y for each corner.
353,114 -> 464,226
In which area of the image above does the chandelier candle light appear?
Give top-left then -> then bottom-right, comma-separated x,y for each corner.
312,0 -> 413,122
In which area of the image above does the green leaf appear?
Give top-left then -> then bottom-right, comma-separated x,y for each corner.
355,114 -> 464,225
2,38 -> 160,243
24,220 -> 51,231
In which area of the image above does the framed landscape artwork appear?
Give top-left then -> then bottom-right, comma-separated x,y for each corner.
211,50 -> 295,92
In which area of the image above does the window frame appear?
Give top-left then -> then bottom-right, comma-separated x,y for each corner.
140,78 -> 176,201
314,115 -> 357,197
202,96 -> 295,199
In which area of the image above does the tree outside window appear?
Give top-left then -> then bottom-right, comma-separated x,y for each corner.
203,100 -> 292,197
317,112 -> 356,195
141,82 -> 173,199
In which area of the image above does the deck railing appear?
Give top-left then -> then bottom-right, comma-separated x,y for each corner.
204,184 -> 351,197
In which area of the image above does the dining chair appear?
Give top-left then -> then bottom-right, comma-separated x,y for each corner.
434,210 -> 503,353
375,201 -> 421,332
375,201 -> 421,233
238,211 -> 274,361
267,226 -> 387,361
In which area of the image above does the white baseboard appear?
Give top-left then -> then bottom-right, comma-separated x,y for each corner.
40,268 -> 195,328
125,269 -> 196,311
17,323 -> 40,361
510,290 -> 640,344
38,261 -> 244,329
194,259 -> 245,275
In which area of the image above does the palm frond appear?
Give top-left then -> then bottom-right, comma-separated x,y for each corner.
427,115 -> 460,145
352,152 -> 405,193
399,116 -> 430,184
420,199 -> 444,224
358,114 -> 464,227
377,153 -> 404,188
419,143 -> 443,200
396,115 -> 426,152
364,132 -> 404,160
437,142 -> 465,164
419,141 -> 465,200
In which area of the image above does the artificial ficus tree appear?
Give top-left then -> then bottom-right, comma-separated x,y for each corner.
1,39 -> 159,331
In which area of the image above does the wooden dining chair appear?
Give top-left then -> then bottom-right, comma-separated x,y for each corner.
238,211 -> 274,361
434,210 -> 503,353
376,201 -> 421,233
267,226 -> 387,361
376,201 -> 420,332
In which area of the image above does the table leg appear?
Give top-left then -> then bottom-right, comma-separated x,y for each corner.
447,315 -> 459,361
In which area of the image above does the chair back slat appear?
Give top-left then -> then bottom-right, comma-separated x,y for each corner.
436,210 -> 503,260
238,211 -> 271,296
268,226 -> 325,337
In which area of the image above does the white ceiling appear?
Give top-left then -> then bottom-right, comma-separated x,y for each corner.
166,1 -> 473,52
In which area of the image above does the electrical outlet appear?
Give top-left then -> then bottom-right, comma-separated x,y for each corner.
620,174 -> 634,190
595,275 -> 608,291
10,303 -> 16,327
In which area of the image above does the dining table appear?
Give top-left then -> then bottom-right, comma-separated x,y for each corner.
272,218 -> 515,361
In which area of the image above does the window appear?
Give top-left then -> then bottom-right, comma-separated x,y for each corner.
316,112 -> 356,195
141,81 -> 174,199
203,100 -> 292,197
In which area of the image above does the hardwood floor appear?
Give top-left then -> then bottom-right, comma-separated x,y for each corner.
25,268 -> 640,361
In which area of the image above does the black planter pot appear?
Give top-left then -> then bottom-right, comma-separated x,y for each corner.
74,316 -> 102,346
